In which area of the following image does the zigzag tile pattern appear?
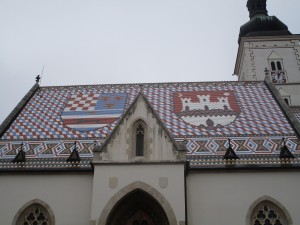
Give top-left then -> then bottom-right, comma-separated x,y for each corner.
0,140 -> 95,159
1,136 -> 299,160
174,137 -> 300,156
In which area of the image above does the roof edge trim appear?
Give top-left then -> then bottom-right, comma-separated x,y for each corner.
0,168 -> 94,174
264,77 -> 300,138
0,83 -> 40,138
187,166 -> 300,172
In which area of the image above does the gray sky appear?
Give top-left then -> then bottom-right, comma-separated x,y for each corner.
1,0 -> 300,124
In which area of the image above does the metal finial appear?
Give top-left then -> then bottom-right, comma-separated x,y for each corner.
74,141 -> 77,151
12,142 -> 26,162
67,141 -> 80,162
35,75 -> 41,83
282,137 -> 286,146
183,139 -> 188,146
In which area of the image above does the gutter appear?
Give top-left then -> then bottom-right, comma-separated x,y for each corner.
184,161 -> 189,225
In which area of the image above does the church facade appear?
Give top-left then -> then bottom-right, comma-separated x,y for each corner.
1,1 -> 300,225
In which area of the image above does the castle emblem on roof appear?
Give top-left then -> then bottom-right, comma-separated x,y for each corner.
61,92 -> 127,132
173,91 -> 240,129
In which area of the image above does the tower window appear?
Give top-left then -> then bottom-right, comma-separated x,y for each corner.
270,61 -> 283,71
268,52 -> 288,83
277,61 -> 282,70
271,62 -> 276,71
136,124 -> 144,156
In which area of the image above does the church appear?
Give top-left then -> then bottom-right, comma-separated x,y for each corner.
1,1 -> 300,225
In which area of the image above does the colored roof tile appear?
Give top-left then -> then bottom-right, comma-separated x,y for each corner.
1,81 -> 299,169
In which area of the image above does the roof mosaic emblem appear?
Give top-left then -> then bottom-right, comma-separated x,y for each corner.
173,90 -> 240,129
61,92 -> 127,132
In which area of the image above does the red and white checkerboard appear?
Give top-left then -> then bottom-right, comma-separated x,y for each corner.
64,93 -> 100,111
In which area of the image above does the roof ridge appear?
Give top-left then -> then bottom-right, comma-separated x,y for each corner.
39,80 -> 264,89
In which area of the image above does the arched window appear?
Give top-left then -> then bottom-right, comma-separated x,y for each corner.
277,61 -> 282,71
270,61 -> 283,71
251,201 -> 288,225
271,61 -> 276,71
131,120 -> 148,159
13,200 -> 55,225
136,124 -> 144,156
268,51 -> 284,72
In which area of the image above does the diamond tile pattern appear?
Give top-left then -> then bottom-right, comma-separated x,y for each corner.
1,82 -> 299,163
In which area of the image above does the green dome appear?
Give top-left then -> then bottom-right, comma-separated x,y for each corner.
239,0 -> 291,41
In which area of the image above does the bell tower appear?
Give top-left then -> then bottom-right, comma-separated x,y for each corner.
234,0 -> 300,107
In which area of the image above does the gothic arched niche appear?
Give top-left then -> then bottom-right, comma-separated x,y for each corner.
106,189 -> 169,225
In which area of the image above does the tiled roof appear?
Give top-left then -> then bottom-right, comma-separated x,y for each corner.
1,81 -> 299,169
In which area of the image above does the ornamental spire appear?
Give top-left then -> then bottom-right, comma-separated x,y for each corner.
246,0 -> 268,19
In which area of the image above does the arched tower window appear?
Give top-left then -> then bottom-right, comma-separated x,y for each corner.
136,124 -> 144,156
271,61 -> 276,71
277,61 -> 282,71
268,51 -> 287,84
251,201 -> 288,225
270,60 -> 283,72
16,203 -> 53,225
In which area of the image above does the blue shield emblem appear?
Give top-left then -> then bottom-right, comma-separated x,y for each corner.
61,93 -> 127,132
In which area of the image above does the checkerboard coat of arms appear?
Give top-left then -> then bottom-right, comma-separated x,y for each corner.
61,93 -> 127,131
174,91 -> 240,128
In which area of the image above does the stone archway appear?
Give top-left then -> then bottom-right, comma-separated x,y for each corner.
106,189 -> 168,225
98,181 -> 177,225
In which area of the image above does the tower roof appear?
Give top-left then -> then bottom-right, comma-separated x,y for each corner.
239,0 -> 291,41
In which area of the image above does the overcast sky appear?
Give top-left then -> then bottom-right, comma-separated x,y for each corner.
1,0 -> 300,124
